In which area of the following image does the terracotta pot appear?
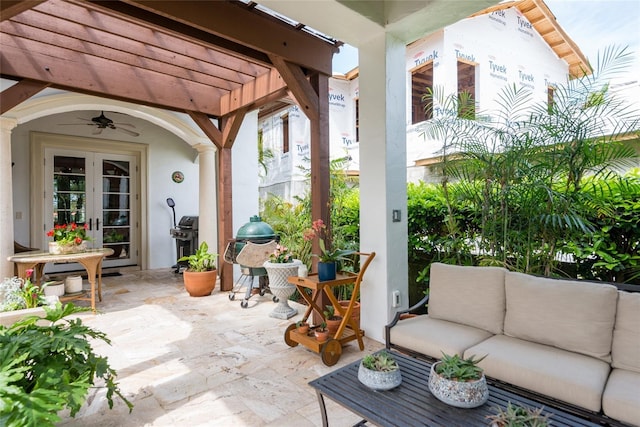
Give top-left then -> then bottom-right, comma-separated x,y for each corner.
314,329 -> 329,342
339,300 -> 360,329
182,269 -> 217,297
326,317 -> 343,334
296,323 -> 310,334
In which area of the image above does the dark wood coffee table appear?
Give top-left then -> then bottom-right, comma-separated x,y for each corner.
309,350 -> 602,427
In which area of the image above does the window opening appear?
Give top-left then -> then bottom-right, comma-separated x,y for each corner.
411,62 -> 434,124
457,61 -> 476,119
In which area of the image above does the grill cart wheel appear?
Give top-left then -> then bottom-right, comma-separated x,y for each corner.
228,293 -> 235,301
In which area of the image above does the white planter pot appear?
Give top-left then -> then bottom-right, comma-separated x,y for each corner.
49,240 -> 88,255
264,259 -> 301,319
0,306 -> 49,327
44,282 -> 65,297
428,362 -> 489,408
65,276 -> 83,294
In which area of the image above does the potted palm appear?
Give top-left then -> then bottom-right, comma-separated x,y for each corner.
428,352 -> 489,408
358,351 -> 402,391
178,241 -> 218,297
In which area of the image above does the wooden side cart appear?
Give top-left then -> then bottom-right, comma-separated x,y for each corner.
284,252 -> 375,366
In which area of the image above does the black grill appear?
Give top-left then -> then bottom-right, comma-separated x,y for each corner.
170,215 -> 198,273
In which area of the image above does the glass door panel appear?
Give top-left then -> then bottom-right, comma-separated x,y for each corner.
52,156 -> 87,226
101,159 -> 132,261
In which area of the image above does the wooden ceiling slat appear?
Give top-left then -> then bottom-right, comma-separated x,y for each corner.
0,42 -> 223,116
119,0 -> 336,75
1,22 -> 241,91
220,68 -> 287,116
0,1 -> 44,21
31,0 -> 266,79
0,79 -> 49,114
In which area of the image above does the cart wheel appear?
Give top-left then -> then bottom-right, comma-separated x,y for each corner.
259,288 -> 266,296
321,339 -> 342,366
284,323 -> 299,347
229,293 -> 235,301
240,300 -> 248,308
272,296 -> 279,303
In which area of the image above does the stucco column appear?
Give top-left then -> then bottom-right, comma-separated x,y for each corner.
194,143 -> 217,263
359,33 -> 408,343
0,117 -> 18,278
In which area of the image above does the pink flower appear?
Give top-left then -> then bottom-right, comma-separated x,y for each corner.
26,268 -> 33,279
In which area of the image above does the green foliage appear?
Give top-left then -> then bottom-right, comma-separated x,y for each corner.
323,305 -> 341,321
0,303 -> 132,427
178,241 -> 217,272
487,402 -> 551,427
435,353 -> 486,382
362,351 -> 399,372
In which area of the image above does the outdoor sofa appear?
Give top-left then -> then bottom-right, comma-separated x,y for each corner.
385,262 -> 640,426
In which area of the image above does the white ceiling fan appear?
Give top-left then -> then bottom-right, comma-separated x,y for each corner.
58,111 -> 140,137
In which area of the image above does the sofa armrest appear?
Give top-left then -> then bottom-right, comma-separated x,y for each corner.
385,293 -> 429,349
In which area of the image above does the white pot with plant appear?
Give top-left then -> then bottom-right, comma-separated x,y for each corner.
178,241 -> 218,297
0,271 -> 59,327
358,351 -> 402,391
263,244 -> 301,319
428,352 -> 489,408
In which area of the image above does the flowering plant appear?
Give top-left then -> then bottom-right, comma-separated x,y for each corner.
0,269 -> 45,312
303,219 -> 354,263
269,244 -> 294,263
47,222 -> 90,245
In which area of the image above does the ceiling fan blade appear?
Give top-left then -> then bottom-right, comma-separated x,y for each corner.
116,126 -> 140,137
112,122 -> 136,128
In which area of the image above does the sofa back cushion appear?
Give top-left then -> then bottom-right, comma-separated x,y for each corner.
611,291 -> 640,372
504,272 -> 618,362
428,263 -> 506,334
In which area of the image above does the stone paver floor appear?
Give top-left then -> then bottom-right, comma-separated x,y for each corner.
57,268 -> 384,426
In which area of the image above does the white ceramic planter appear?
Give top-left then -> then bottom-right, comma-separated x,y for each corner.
65,276 -> 83,294
48,240 -> 88,255
44,282 -> 65,297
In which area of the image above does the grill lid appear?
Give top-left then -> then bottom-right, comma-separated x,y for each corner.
236,215 -> 275,240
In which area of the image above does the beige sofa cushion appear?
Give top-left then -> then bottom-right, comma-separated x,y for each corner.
389,315 -> 493,359
465,335 -> 610,412
428,263 -> 506,334
602,369 -> 640,427
504,272 -> 617,361
611,291 -> 640,373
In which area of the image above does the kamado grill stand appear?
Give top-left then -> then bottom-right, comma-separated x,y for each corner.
167,198 -> 199,273
224,216 -> 279,308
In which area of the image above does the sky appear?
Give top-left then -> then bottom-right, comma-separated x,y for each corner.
332,0 -> 640,81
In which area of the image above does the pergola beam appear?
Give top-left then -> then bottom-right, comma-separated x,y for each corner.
0,79 -> 50,114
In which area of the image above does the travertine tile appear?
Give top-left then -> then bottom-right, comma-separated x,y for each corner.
56,269 -> 384,426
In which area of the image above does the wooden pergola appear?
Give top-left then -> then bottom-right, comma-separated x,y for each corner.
0,0 -> 340,290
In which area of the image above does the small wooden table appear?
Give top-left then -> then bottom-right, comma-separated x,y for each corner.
8,248 -> 114,311
285,272 -> 364,366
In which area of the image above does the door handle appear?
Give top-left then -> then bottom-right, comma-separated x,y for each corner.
96,218 -> 100,231
88,218 -> 93,231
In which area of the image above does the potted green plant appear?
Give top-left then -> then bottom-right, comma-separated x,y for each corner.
0,270 -> 58,327
428,352 -> 489,408
178,241 -> 218,297
323,304 -> 343,335
263,244 -> 301,319
46,222 -> 91,254
358,351 -> 402,391
487,402 -> 551,427
303,219 -> 354,281
295,320 -> 309,334
314,322 -> 329,342
0,302 -> 132,426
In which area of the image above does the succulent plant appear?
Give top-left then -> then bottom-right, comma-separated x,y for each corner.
486,402 -> 551,427
362,351 -> 399,372
435,352 -> 487,382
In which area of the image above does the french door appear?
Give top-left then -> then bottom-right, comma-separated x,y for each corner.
44,148 -> 138,272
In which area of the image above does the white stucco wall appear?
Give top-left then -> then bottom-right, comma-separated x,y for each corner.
9,109 -> 200,270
